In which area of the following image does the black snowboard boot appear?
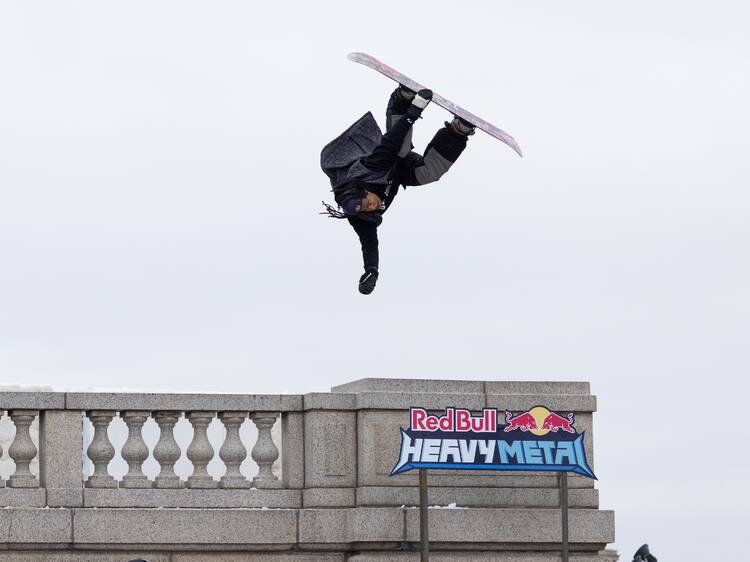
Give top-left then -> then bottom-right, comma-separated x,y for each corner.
447,115 -> 475,136
388,85 -> 417,114
396,84 -> 416,102
405,89 -> 432,121
358,268 -> 379,295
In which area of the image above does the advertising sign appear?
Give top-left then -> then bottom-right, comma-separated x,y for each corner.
391,406 -> 596,479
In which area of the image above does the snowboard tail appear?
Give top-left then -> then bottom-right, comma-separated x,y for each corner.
347,52 -> 523,157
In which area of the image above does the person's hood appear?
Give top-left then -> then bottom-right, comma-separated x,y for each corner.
320,112 -> 386,191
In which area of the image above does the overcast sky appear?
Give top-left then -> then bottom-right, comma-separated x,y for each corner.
1,1 -> 749,559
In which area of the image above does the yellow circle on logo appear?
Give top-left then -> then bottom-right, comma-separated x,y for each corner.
528,406 -> 551,436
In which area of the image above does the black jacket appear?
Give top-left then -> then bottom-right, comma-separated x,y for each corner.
346,120 -> 467,272
321,94 -> 468,272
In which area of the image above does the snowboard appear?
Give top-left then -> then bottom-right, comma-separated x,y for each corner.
348,52 -> 523,158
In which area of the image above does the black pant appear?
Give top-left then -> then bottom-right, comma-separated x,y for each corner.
347,215 -> 379,272
360,114 -> 414,174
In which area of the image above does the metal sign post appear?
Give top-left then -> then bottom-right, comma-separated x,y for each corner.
559,471 -> 569,562
419,468 -> 430,561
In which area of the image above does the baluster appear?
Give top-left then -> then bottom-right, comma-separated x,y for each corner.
120,411 -> 152,488
250,412 -> 282,488
8,410 -> 38,488
218,411 -> 249,489
153,411 -> 183,488
0,409 -> 5,488
186,411 -> 217,489
85,410 -> 117,488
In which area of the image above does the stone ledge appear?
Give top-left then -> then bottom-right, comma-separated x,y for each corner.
0,392 -> 65,409
303,393 -> 357,411
303,487 -> 356,508
73,508 -> 297,546
46,487 -> 84,508
0,552 -> 168,562
356,486 -> 599,508
0,553 -> 618,562
298,508 -> 404,545
0,509 -> 72,544
0,488 -> 46,507
0,506 -> 615,552
83,488 -> 302,508
380,471 -> 595,489
349,552 -> 617,562
332,379 -> 486,394
484,381 -> 591,395
485,394 -> 597,412
65,393 -> 303,412
330,379 -> 592,397
404,508 -> 615,545
173,552 -> 346,562
354,392 -> 486,410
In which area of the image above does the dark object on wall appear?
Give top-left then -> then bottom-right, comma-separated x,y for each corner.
633,544 -> 657,562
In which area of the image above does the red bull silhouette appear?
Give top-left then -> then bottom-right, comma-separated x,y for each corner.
541,412 -> 576,433
504,410 -> 538,432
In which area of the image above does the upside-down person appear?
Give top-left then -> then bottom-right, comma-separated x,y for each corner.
320,85 -> 475,294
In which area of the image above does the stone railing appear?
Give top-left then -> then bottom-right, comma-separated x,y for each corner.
0,379 -> 617,562
0,391 -> 303,508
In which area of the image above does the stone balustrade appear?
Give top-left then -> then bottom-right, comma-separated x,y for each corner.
0,379 -> 617,562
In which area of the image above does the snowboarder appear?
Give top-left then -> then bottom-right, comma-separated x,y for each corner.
321,85 -> 475,294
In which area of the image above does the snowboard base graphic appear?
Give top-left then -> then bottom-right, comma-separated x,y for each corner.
348,52 -> 523,158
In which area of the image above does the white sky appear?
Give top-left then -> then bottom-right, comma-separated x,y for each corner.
1,1 -> 749,559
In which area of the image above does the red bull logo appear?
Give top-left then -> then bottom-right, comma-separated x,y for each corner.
504,411 -> 538,432
542,412 -> 575,433
504,406 -> 576,435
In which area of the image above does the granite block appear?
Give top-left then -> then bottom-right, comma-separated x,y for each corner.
304,393 -> 357,410
82,488 -> 302,508
303,487 -> 356,507
304,410 -> 357,488
298,508 -> 404,544
46,488 -> 84,507
354,392 -> 485,411
281,412 -> 305,489
298,508 -> 347,544
356,410 -> 410,488
356,486 -> 599,508
39,410 -> 83,507
423,472 -> 594,489
0,508 -> 72,544
404,507 -> 615,545
0,553 -> 168,562
0,392 -> 65,409
484,381 -> 591,395
485,394 -> 597,413
174,555 -> 345,562
346,507 -> 406,543
0,488 -> 46,507
73,508 -> 297,546
331,379 -> 485,395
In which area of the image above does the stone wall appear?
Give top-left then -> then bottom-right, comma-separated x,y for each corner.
0,379 -> 616,561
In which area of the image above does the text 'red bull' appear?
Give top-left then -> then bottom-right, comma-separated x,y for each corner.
410,407 -> 497,433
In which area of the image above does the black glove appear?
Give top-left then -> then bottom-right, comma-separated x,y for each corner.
405,89 -> 432,121
358,268 -> 379,295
